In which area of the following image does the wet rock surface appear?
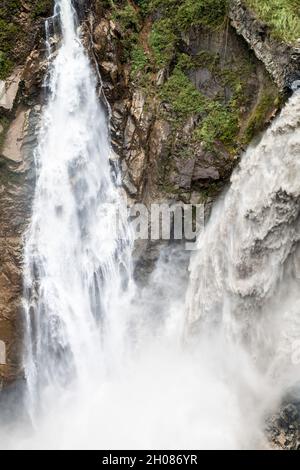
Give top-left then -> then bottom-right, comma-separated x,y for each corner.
0,34 -> 44,388
267,401 -> 300,450
0,105 -> 39,387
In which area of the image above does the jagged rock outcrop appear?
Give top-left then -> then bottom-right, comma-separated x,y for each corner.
88,1 -> 280,207
229,0 -> 300,90
0,68 -> 23,114
267,397 -> 300,450
0,97 -> 40,388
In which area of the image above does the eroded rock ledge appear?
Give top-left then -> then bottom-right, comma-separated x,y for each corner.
229,0 -> 300,91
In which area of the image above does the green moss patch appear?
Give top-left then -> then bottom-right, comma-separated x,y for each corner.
148,0 -> 228,30
0,116 -> 10,152
149,19 -> 177,68
110,0 -> 283,160
195,103 -> 239,151
131,45 -> 149,77
31,0 -> 53,19
243,90 -> 280,143
246,0 -> 300,44
0,0 -> 53,80
160,67 -> 206,118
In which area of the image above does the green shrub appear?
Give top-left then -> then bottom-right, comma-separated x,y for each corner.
31,0 -> 53,18
0,19 -> 18,53
0,17 -> 18,79
112,3 -> 140,32
175,0 -> 228,30
243,91 -> 278,143
0,1 -> 21,18
111,1 -> 142,61
149,19 -> 177,67
148,0 -> 179,13
131,45 -> 148,77
149,0 -> 228,30
0,51 -> 13,80
246,0 -> 300,43
195,103 -> 239,150
176,53 -> 195,71
161,67 -> 206,117
0,1 -> 53,80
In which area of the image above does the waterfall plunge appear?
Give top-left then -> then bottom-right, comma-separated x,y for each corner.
1,0 -> 300,450
187,90 -> 300,387
23,0 -> 135,418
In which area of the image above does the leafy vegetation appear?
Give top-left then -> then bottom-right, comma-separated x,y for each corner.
144,0 -> 227,71
175,0 -> 228,30
160,67 -> 206,118
131,45 -> 149,77
0,116 -> 9,152
110,1 -> 142,61
0,1 -> 53,79
147,0 -> 229,69
115,0 -> 228,71
0,51 -> 13,80
158,50 -> 262,152
0,10 -> 19,79
112,2 -> 140,31
246,0 -> 300,43
149,19 -> 177,67
115,0 -> 278,154
160,63 -> 242,152
107,0 -> 284,156
31,0 -> 53,18
148,0 -> 228,30
243,91 -> 280,142
148,0 -> 228,31
194,103 -> 239,150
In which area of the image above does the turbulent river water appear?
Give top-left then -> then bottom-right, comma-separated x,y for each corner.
1,0 -> 300,450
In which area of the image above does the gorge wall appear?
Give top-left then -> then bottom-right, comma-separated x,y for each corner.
0,1 -> 50,388
0,0 -> 298,435
91,0 -> 282,205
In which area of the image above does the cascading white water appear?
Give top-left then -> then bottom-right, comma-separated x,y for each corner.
1,0 -> 300,451
22,0 -> 135,418
187,90 -> 300,391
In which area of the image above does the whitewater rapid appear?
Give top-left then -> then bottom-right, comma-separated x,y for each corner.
0,0 -> 300,450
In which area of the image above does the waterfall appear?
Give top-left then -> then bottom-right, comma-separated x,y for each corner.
187,90 -> 300,389
1,0 -> 300,451
23,0 -> 134,418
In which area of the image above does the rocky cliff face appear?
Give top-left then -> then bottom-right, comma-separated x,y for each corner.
0,3 -> 48,388
89,1 -> 281,208
0,105 -> 40,388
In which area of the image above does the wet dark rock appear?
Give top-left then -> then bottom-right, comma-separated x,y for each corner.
172,157 -> 195,190
267,391 -> 300,450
